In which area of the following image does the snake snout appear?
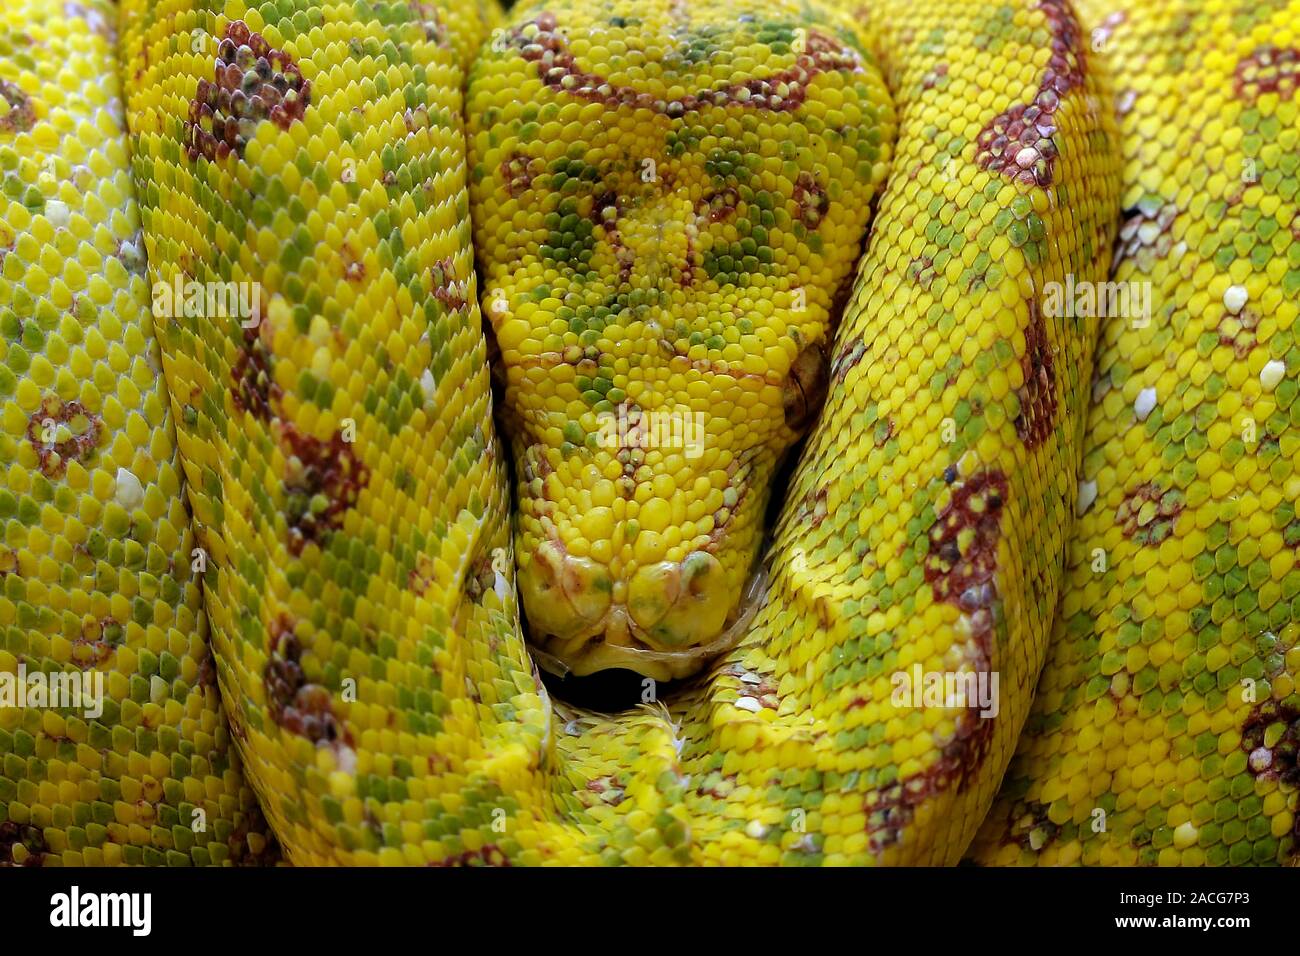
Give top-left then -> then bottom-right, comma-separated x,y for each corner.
517,540 -> 613,642
519,533 -> 751,680
627,550 -> 732,651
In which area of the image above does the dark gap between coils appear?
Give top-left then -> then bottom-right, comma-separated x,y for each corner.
537,667 -> 691,713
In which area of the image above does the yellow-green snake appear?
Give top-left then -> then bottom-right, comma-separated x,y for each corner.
0,0 -> 1295,867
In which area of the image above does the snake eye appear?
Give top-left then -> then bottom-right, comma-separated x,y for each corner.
782,340 -> 830,432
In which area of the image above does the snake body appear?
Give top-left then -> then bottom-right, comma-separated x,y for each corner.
0,0 -> 272,865
973,0 -> 1300,866
0,0 -> 1295,867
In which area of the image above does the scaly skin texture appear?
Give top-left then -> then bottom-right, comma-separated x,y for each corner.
116,0 -> 506,863
973,0 -> 1300,866
0,0 -> 274,866
77,0 -> 1119,866
18,0 -> 1215,867
468,2 -> 895,679
462,0 -> 1118,865
672,0 -> 1116,864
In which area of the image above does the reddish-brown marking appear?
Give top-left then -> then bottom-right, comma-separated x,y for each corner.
0,821 -> 47,867
700,187 -> 740,224
426,753 -> 450,775
1217,308 -> 1259,360
508,13 -> 861,115
795,485 -> 830,529
708,475 -> 752,545
132,42 -> 149,83
408,553 -> 437,596
975,0 -> 1086,187
921,63 -> 949,91
1014,298 -> 1057,448
1116,482 -> 1183,546
263,616 -> 353,749
230,320 -> 279,421
521,441 -> 555,482
432,257 -> 470,313
685,187 -> 743,286
907,255 -> 936,290
463,552 -> 497,604
830,336 -> 866,385
682,226 -> 697,287
695,773 -> 738,799
865,636 -> 997,851
924,470 -> 1008,606
1003,799 -> 1062,852
71,617 -> 119,670
26,395 -> 103,478
278,424 -> 369,555
723,663 -> 780,711
865,471 -> 1009,850
430,845 -> 512,866
133,799 -> 159,827
514,336 -> 770,389
407,0 -> 450,47
403,104 -> 431,133
585,776 -> 624,799
1234,46 -> 1300,102
592,191 -> 634,284
866,672 -> 997,853
793,172 -> 829,229
340,242 -> 366,283
185,21 -> 310,163
197,650 -> 218,689
1116,201 -> 1178,267
1241,699 -> 1298,786
500,150 -> 540,197
664,347 -> 774,386
226,696 -> 250,743
0,81 -> 35,134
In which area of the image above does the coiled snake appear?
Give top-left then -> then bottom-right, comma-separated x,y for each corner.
0,0 -> 1295,866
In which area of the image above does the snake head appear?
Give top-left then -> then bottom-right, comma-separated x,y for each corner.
467,0 -> 894,680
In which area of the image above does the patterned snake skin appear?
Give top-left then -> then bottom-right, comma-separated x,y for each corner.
974,0 -> 1300,867
0,0 -> 1294,867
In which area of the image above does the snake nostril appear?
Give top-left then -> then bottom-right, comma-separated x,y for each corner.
782,340 -> 830,432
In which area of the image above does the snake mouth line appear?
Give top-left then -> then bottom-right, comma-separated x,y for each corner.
529,560 -> 769,683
